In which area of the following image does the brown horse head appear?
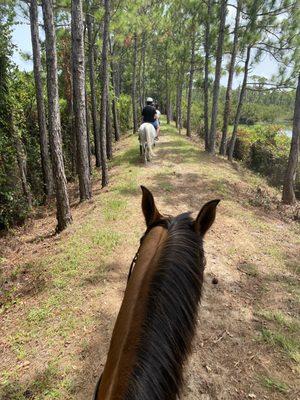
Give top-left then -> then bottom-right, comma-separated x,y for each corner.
94,186 -> 219,400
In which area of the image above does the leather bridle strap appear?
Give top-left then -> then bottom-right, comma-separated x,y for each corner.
127,251 -> 139,283
126,218 -> 170,283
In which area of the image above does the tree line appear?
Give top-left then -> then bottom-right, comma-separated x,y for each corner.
0,0 -> 299,232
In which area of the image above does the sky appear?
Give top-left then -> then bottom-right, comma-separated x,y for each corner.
11,10 -> 279,89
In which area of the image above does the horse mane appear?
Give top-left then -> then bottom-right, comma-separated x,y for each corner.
125,212 -> 204,400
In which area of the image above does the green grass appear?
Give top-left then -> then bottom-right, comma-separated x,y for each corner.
103,197 -> 127,221
260,327 -> 300,363
257,310 -> 300,333
261,376 -> 289,393
0,362 -> 62,400
27,307 -> 50,324
238,262 -> 259,277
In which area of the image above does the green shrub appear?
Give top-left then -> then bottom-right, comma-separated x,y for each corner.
0,187 -> 30,229
237,102 -> 292,125
233,125 -> 295,189
118,94 -> 133,132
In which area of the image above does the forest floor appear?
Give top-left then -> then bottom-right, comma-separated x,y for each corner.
0,121 -> 300,400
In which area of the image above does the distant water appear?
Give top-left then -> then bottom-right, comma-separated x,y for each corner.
284,129 -> 292,138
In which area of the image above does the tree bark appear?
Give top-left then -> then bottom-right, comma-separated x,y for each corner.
29,0 -> 54,201
219,0 -> 241,155
86,5 -> 101,167
176,78 -> 180,128
176,66 -> 184,133
106,80 -> 113,160
178,82 -> 183,133
204,0 -> 212,151
112,97 -> 120,141
208,0 -> 227,154
85,90 -> 92,174
111,74 -> 120,142
71,0 -> 91,201
109,42 -> 120,141
141,32 -> 146,106
186,27 -> 196,137
228,45 -> 252,162
99,0 -> 110,187
132,32 -> 138,133
42,0 -> 72,232
282,74 -> 300,204
165,46 -> 171,124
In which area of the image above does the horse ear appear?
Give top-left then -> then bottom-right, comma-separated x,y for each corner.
141,186 -> 162,227
194,199 -> 220,237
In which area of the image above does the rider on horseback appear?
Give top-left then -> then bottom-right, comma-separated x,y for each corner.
142,97 -> 159,140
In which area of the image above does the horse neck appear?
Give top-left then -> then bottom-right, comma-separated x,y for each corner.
97,226 -> 169,400
98,216 -> 204,400
125,217 -> 204,400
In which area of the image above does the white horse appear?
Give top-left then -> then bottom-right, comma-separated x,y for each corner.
138,123 -> 156,163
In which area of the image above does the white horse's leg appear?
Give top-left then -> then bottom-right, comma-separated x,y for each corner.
144,144 -> 148,164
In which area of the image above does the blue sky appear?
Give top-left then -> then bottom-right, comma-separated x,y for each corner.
12,11 -> 279,89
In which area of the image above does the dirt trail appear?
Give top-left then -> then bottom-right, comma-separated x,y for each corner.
0,123 -> 299,400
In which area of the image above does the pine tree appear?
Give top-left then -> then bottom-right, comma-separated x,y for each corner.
71,0 -> 92,201
29,0 -> 54,201
208,0 -> 227,154
42,0 -> 72,232
99,0 -> 110,187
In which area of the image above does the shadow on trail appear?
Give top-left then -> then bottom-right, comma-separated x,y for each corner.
150,158 -> 280,225
71,309 -> 114,400
156,138 -> 227,166
0,366 -> 62,400
112,145 -> 141,167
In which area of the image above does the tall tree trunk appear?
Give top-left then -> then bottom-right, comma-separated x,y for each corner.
282,74 -> 300,204
132,32 -> 138,133
137,37 -> 143,110
169,102 -> 173,122
86,4 -> 101,167
165,47 -> 171,124
42,0 -> 72,232
141,32 -> 146,106
85,90 -> 92,174
70,96 -> 77,179
71,0 -> 92,201
176,67 -> 184,133
99,0 -> 110,187
219,0 -> 241,155
204,0 -> 211,151
208,0 -> 227,154
29,0 -> 54,201
106,80 -> 113,160
111,66 -> 120,142
109,42 -> 120,141
178,82 -> 183,134
186,27 -> 196,137
228,45 -> 252,162
176,77 -> 180,128
112,96 -> 120,141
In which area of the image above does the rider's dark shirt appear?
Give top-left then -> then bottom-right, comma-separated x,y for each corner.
142,105 -> 156,123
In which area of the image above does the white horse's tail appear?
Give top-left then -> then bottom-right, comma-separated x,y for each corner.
145,124 -> 155,157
